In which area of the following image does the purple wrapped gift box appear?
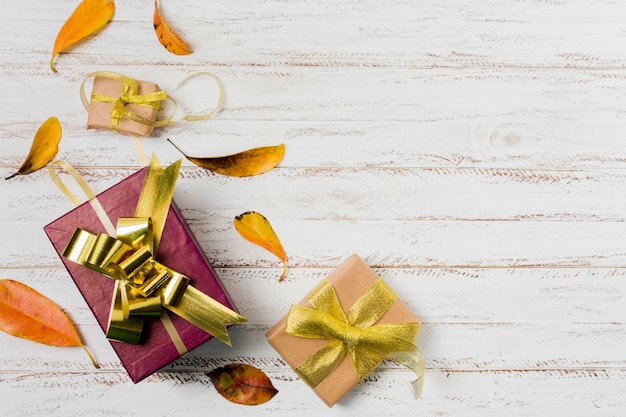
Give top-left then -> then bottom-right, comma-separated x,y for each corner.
44,167 -> 239,382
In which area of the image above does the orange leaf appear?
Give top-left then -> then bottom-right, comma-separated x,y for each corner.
209,363 -> 278,405
50,0 -> 115,72
0,279 -> 98,367
5,117 -> 62,180
154,0 -> 193,55
234,211 -> 287,281
169,140 -> 285,177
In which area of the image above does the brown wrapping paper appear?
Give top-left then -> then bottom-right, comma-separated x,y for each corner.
266,254 -> 420,407
87,76 -> 162,137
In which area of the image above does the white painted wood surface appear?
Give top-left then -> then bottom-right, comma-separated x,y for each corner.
1,0 -> 626,415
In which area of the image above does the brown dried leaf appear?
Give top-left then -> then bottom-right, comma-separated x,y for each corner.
209,363 -> 278,405
0,279 -> 98,367
5,117 -> 62,180
169,140 -> 284,177
234,211 -> 287,281
154,0 -> 193,55
50,0 -> 115,72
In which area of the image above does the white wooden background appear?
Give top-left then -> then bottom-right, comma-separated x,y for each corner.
1,0 -> 626,415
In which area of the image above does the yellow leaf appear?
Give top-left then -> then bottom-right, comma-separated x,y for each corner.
5,117 -> 62,180
154,0 -> 193,55
209,363 -> 278,405
169,140 -> 285,177
0,279 -> 98,367
50,0 -> 115,72
234,211 -> 287,281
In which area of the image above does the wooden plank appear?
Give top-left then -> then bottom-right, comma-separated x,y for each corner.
3,167 -> 626,223
2,217 -> 626,268
3,1 -> 626,69
1,369 -> 624,416
1,322 -> 624,373
5,120 -> 626,169
2,267 -> 624,325
0,67 -> 625,124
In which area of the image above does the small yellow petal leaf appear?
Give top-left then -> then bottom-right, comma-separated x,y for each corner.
234,211 -> 287,281
6,117 -> 62,180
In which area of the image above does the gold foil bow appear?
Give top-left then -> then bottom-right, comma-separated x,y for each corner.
61,156 -> 245,349
286,278 -> 425,398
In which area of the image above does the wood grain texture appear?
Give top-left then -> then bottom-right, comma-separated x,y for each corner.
1,0 -> 625,415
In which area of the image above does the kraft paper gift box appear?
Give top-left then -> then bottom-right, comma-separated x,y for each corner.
86,75 -> 163,137
266,254 -> 421,407
44,166 -> 241,383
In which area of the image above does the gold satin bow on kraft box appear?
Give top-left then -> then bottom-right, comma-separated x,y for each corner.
84,71 -> 166,137
44,156 -> 245,383
80,71 -> 223,137
266,254 -> 425,407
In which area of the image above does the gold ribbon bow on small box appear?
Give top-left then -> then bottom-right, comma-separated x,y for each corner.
80,71 -> 223,136
286,278 -> 425,398
60,156 -> 245,350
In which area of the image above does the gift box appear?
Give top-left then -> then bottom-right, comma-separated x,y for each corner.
86,74 -> 164,137
44,163 -> 242,383
266,254 -> 422,407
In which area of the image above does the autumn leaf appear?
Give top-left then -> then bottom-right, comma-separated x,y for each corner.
168,140 -> 285,177
0,279 -> 98,368
209,363 -> 278,405
5,117 -> 62,180
234,211 -> 287,281
154,0 -> 193,55
50,0 -> 115,72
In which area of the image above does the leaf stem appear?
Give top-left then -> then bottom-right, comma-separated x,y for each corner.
80,344 -> 100,369
167,138 -> 187,157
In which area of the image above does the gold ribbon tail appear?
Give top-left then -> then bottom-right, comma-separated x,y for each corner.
164,285 -> 246,346
135,155 -> 181,250
385,348 -> 426,399
156,72 -> 223,126
48,161 -> 117,236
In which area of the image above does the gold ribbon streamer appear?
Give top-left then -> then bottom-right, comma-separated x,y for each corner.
48,160 -> 116,236
80,71 -> 223,133
54,155 -> 245,348
285,279 -> 425,398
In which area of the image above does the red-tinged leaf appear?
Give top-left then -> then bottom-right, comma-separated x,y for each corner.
209,363 -> 278,405
0,279 -> 98,367
154,0 -> 193,55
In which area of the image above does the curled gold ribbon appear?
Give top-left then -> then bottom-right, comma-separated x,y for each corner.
57,155 -> 245,348
286,279 -> 425,398
80,71 -> 224,133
